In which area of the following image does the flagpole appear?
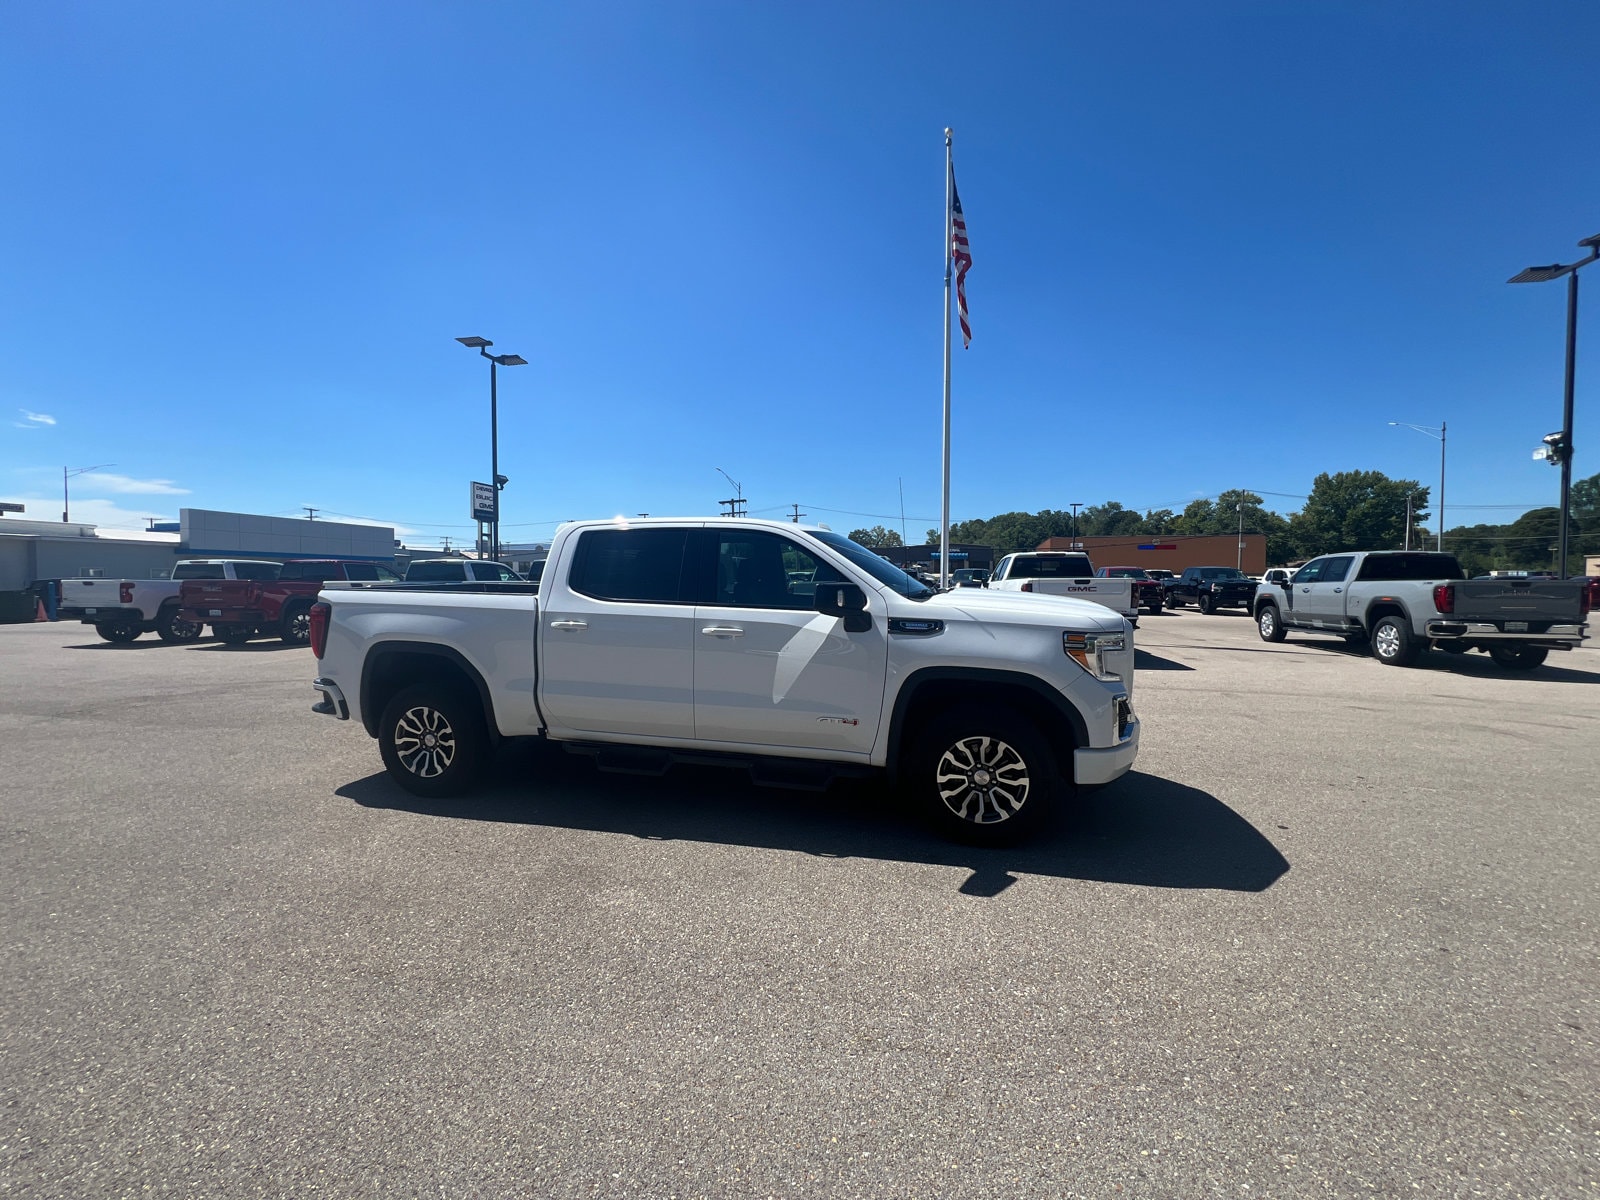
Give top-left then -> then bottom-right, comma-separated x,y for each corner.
940,127 -> 953,590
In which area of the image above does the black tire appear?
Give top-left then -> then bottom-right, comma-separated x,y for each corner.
96,620 -> 141,644
1437,642 -> 1468,655
280,604 -> 312,646
1488,644 -> 1548,671
378,683 -> 489,798
904,705 -> 1057,846
1371,616 -> 1420,667
1166,593 -> 1184,610
156,605 -> 204,644
1257,604 -> 1286,643
215,625 -> 253,645
1144,601 -> 1163,615
1197,593 -> 1215,615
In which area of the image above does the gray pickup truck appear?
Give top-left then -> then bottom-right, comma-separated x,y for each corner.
1253,550 -> 1589,670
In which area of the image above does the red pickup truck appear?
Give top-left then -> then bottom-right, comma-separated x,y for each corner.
181,559 -> 402,645
1095,566 -> 1166,615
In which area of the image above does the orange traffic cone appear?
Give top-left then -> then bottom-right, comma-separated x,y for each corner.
35,598 -> 49,621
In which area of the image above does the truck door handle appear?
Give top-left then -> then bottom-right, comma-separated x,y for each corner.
701,625 -> 744,638
1333,587 -> 1342,593
550,620 -> 588,631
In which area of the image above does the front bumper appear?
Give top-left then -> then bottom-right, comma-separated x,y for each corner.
1074,701 -> 1139,786
312,677 -> 349,720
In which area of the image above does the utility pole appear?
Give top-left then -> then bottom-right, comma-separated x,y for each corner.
715,467 -> 745,517
1070,502 -> 1083,550
303,507 -> 318,521
1403,493 -> 1414,551
1236,498 -> 1245,570
790,504 -> 806,523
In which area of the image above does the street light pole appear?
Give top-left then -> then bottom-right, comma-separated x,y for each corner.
1509,233 -> 1600,578
63,463 -> 114,523
1070,502 -> 1082,550
456,337 -> 527,562
1387,422 -> 1446,552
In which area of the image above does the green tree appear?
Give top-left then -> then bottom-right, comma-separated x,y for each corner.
848,525 -> 903,548
1288,471 -> 1424,559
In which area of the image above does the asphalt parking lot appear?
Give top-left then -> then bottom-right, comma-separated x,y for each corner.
2,610 -> 1596,1199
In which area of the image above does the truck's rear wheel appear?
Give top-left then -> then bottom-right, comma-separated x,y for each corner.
281,604 -> 312,646
215,625 -> 253,645
1488,645 -> 1548,671
906,706 -> 1055,846
379,683 -> 488,798
156,605 -> 204,643
1371,616 -> 1419,667
96,620 -> 141,644
1257,604 -> 1286,643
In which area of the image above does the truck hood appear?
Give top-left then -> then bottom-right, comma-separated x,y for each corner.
907,587 -> 1129,632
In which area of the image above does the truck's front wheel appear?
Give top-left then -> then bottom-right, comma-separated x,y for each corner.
1257,604 -> 1286,643
379,683 -> 488,798
906,706 -> 1056,846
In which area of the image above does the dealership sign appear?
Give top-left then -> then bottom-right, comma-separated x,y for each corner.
471,481 -> 496,523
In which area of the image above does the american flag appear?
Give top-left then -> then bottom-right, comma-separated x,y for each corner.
950,167 -> 972,348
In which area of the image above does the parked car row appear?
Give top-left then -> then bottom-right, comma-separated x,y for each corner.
57,558 -> 532,645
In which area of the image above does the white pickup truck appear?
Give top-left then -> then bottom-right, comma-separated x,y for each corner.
987,551 -> 1140,625
58,559 -> 281,643
308,518 -> 1140,844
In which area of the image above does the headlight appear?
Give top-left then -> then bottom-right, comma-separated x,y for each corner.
1063,630 -> 1125,678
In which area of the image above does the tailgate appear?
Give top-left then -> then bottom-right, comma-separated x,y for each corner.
1452,579 -> 1586,624
184,580 -> 257,611
61,580 -> 121,607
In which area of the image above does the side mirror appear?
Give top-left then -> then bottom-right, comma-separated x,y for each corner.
815,582 -> 872,633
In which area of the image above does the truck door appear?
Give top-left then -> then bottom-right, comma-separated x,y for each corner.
1296,555 -> 1356,629
537,527 -> 697,739
691,529 -> 889,755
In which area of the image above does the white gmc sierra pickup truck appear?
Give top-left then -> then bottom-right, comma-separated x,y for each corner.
309,518 -> 1140,844
988,551 -> 1140,625
58,558 -> 280,643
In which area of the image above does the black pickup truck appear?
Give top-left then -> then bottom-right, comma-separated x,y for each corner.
1166,566 -> 1258,613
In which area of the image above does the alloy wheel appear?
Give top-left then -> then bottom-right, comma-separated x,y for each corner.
935,735 -> 1031,825
393,705 -> 457,778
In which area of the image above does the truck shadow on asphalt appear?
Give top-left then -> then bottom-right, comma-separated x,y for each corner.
1293,641 -> 1600,684
338,758 -> 1290,897
1133,649 -> 1195,671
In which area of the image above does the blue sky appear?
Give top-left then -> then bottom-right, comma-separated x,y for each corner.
3,2 -> 1596,548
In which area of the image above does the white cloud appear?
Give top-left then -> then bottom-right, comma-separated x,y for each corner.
85,474 -> 191,496
15,409 -> 56,428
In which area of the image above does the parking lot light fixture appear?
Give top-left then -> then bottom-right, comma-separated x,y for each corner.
457,336 -> 529,561
1388,421 -> 1446,552
1509,233 -> 1600,578
63,463 -> 114,523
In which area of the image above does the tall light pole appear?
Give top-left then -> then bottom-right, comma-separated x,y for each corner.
1509,233 -> 1600,579
1236,498 -> 1245,570
63,463 -> 114,523
1388,422 -> 1446,552
1070,502 -> 1083,550
457,336 -> 527,562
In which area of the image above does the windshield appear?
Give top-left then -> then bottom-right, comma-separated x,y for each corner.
1197,568 -> 1248,580
804,531 -> 935,599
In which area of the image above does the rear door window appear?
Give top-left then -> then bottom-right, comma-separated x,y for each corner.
1319,556 -> 1355,583
568,528 -> 689,604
